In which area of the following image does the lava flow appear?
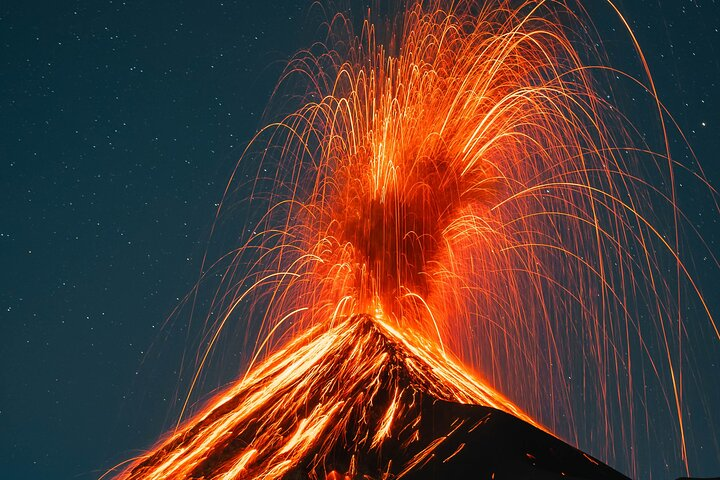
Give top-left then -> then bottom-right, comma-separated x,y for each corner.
112,0 -> 718,478
118,315 -> 626,479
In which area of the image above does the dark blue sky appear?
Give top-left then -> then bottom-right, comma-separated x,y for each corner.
1,1 -> 718,479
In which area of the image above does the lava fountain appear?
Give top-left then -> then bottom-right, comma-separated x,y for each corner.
110,1 -> 719,479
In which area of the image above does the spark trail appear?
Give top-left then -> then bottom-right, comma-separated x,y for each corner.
112,1 -> 719,479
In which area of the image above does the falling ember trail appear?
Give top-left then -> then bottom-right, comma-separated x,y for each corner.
113,0 -> 719,479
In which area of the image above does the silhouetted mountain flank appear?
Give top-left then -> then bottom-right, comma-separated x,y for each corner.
277,320 -> 629,480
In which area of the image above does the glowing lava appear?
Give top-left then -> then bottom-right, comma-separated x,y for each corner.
117,315 -> 538,479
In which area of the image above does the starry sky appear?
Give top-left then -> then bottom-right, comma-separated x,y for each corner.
1,1 -> 718,479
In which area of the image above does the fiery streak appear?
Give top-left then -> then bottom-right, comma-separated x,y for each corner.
113,1 -> 718,479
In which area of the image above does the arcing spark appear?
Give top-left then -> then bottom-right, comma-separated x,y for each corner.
113,1 -> 719,478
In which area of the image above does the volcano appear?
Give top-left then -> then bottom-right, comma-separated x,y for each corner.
119,314 -> 630,479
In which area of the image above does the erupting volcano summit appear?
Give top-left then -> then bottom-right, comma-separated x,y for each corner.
119,315 -> 628,479
111,0 -> 719,477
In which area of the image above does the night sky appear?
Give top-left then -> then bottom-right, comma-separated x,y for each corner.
1,1 -> 719,479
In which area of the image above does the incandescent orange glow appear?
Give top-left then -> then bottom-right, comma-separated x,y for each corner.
111,1 -> 718,479
115,314 -> 538,479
